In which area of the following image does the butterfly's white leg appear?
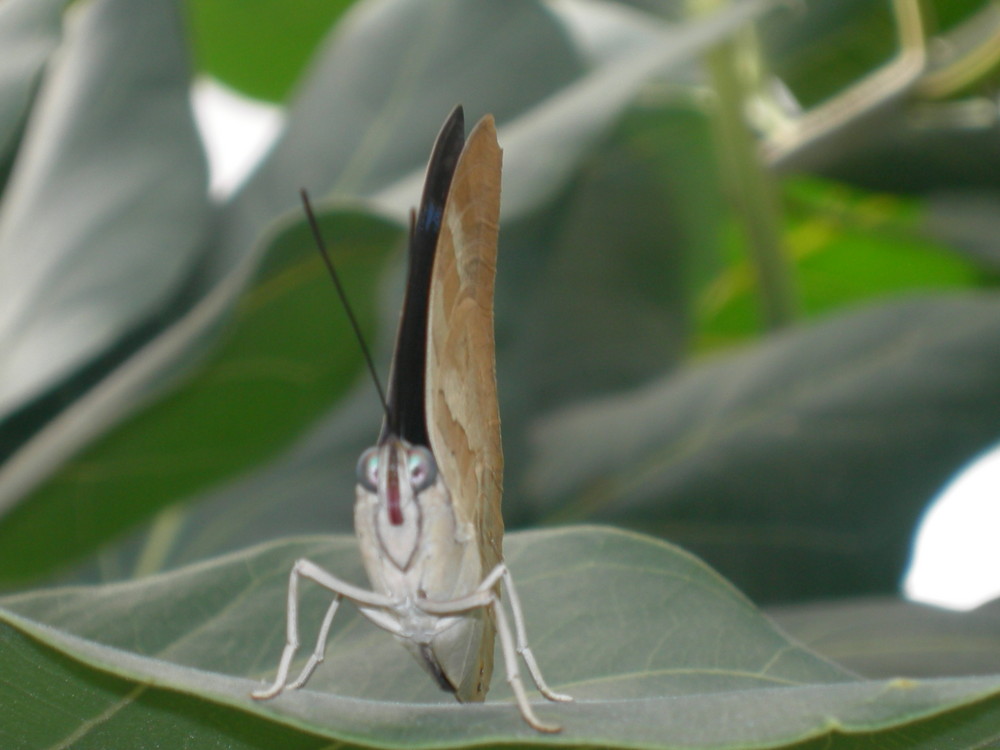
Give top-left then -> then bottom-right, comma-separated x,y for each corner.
415,562 -> 506,615
357,604 -> 409,634
490,594 -> 562,733
417,563 -> 571,730
252,558 -> 394,700
284,593 -> 341,690
422,564 -> 572,704
497,566 -> 573,704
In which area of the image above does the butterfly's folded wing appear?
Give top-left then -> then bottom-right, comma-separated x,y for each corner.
425,115 -> 504,701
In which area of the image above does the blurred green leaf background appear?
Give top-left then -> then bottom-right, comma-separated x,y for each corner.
3,0 -> 1000,747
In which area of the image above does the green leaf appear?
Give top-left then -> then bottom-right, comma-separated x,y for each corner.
529,295 -> 1000,602
5,527 -> 1000,748
229,0 -> 781,247
0,624 -> 325,749
226,0 -> 584,249
769,596 -> 1000,679
494,0 -> 779,223
185,0 -> 354,102
928,0 -> 992,29
0,0 -> 210,421
0,208 -> 399,585
696,178 -> 993,347
501,103 -> 720,410
762,3 -> 899,110
0,0 -> 68,172
495,102 -> 723,501
923,190 -> 1000,272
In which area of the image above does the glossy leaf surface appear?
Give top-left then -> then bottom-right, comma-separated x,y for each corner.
6,528 -> 1000,748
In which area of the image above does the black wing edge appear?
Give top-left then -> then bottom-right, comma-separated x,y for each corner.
380,105 -> 465,446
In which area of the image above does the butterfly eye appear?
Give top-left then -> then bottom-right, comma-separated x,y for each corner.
407,446 -> 437,493
356,447 -> 379,492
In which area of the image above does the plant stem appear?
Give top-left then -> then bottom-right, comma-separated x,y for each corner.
704,29 -> 800,328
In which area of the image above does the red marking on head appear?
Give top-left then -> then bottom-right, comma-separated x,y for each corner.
387,449 -> 403,525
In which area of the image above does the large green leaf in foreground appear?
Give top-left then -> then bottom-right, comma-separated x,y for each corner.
3,527 -> 1000,748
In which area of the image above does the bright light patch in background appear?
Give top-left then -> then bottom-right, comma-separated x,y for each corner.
190,77 -> 284,199
905,443 -> 1000,611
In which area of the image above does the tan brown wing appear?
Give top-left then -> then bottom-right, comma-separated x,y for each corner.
425,115 -> 503,701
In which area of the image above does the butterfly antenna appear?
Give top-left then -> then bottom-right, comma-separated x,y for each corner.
300,189 -> 389,419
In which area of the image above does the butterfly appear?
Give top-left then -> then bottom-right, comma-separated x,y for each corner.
251,106 -> 571,733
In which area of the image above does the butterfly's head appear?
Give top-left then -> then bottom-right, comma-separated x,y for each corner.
356,437 -> 440,570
